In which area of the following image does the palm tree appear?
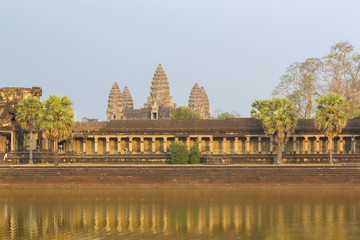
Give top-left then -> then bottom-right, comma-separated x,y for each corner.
16,96 -> 42,164
39,95 -> 74,166
251,97 -> 298,164
315,93 -> 349,164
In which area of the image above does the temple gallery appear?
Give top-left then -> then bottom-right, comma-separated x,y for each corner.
1,65 -> 360,164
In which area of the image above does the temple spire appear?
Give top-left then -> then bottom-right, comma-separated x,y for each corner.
123,86 -> 133,109
188,83 -> 210,119
145,64 -> 175,109
106,82 -> 123,121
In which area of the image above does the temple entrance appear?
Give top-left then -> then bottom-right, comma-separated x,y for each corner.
0,133 -> 11,153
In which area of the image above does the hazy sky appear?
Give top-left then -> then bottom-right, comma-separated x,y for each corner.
1,0 -> 360,121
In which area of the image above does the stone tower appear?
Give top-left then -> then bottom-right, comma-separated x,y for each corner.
144,64 -> 176,119
200,86 -> 210,119
188,82 -> 210,119
145,64 -> 175,109
106,82 -> 123,121
122,86 -> 133,110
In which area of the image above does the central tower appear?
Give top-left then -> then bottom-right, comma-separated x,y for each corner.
144,64 -> 176,119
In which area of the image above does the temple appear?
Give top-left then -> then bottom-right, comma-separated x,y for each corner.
106,64 -> 177,120
0,87 -> 42,155
188,82 -> 211,119
2,77 -> 360,164
106,64 -> 211,120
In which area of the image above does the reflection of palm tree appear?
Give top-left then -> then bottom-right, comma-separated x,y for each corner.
16,96 -> 41,164
315,93 -> 348,164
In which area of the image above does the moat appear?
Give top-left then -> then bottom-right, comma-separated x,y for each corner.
0,188 -> 359,240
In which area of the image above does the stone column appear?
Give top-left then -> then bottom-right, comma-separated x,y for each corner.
258,137 -> 262,153
234,137 -> 239,154
186,137 -> 190,151
94,137 -> 98,154
352,137 -> 356,154
210,137 -> 213,154
10,132 -> 15,152
163,137 -> 167,153
246,136 -> 250,154
44,138 -> 49,151
292,137 -> 296,154
296,137 -> 300,154
222,137 -> 227,154
316,137 -> 320,154
117,137 -> 121,154
304,137 -> 308,154
70,138 -> 74,152
151,137 -> 156,153
105,137 -> 110,154
270,137 -> 273,153
82,137 -> 87,154
128,137 -> 133,153
339,137 -> 344,153
140,137 -> 144,153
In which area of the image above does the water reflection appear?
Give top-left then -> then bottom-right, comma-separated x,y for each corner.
0,189 -> 359,239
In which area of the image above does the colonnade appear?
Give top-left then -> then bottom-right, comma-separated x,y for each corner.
66,134 -> 360,155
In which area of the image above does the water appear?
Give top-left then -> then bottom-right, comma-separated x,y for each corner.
0,188 -> 359,240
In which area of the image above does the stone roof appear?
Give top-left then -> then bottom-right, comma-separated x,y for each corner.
72,118 -> 360,136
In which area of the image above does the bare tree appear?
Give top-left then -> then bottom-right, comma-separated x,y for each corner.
323,41 -> 360,117
273,58 -> 323,119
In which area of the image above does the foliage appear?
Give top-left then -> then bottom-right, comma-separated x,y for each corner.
273,58 -> 323,119
16,96 -> 42,164
315,93 -> 349,164
170,106 -> 202,119
213,109 -> 241,119
323,41 -> 360,117
273,41 -> 360,118
170,141 -> 190,164
39,95 -> 75,166
189,139 -> 202,164
251,97 -> 298,164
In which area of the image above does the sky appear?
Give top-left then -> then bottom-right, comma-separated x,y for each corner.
1,0 -> 360,121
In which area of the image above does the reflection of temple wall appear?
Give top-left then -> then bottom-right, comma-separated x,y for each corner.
1,190 -> 360,239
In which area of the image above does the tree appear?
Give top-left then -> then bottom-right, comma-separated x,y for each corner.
323,41 -> 360,117
315,93 -> 349,164
170,106 -> 202,119
213,109 -> 241,119
16,96 -> 42,164
251,97 -> 298,164
39,95 -> 75,166
189,139 -> 202,164
273,58 -> 323,118
170,141 -> 190,164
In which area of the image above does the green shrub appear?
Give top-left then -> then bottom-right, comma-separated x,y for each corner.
189,139 -> 202,164
170,141 -> 190,164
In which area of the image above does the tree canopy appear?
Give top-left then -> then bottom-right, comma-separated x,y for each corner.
251,97 -> 298,164
273,41 -> 360,118
212,109 -> 241,119
315,93 -> 349,164
16,96 -> 42,164
170,106 -> 202,119
39,95 -> 75,166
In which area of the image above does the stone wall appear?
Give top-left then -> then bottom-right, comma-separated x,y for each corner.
1,165 -> 360,188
